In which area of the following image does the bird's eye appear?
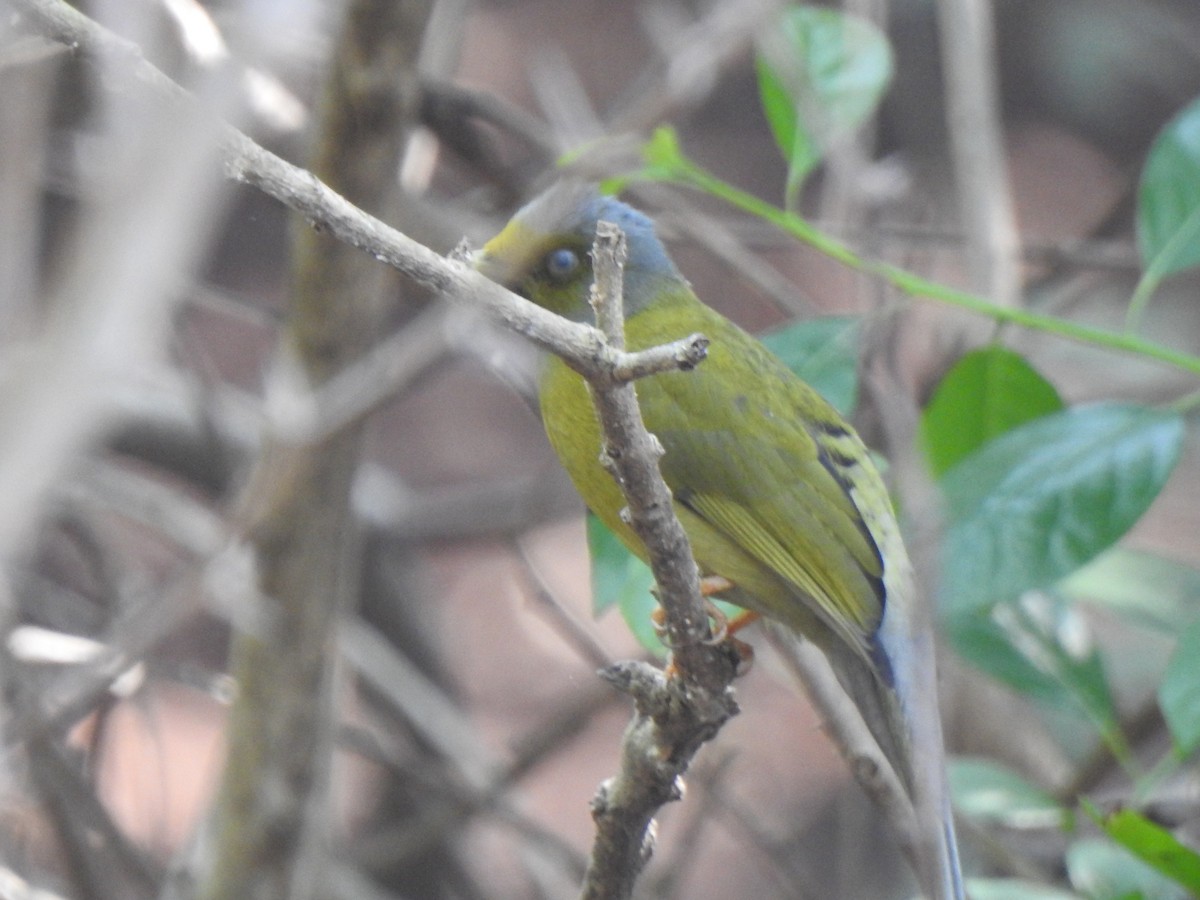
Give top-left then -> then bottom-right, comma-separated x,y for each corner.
544,247 -> 581,282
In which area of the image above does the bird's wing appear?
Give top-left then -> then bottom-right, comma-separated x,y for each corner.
633,305 -> 886,657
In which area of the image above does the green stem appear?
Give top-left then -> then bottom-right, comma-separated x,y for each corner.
1168,387 -> 1200,415
1010,603 -> 1139,777
651,138 -> 1200,379
1126,205 -> 1200,333
1130,749 -> 1185,808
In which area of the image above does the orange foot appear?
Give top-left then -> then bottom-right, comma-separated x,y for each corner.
652,577 -> 758,676
697,575 -> 759,636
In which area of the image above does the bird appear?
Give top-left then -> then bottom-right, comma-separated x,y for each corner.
476,181 -> 964,900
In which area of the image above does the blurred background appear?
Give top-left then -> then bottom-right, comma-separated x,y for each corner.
1,0 -> 1199,898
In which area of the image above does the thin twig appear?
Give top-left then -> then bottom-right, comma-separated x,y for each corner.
347,662 -> 611,880
512,538 -> 615,671
623,0 -> 783,133
263,301 -> 459,444
339,616 -> 496,789
935,0 -> 1021,309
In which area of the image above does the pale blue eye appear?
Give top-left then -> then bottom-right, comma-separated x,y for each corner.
545,247 -> 581,281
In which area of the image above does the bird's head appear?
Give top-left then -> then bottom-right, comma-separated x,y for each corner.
476,182 -> 681,323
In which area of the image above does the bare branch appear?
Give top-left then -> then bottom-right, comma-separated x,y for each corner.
575,223 -> 738,900
262,302 -> 459,444
935,0 -> 1021,308
512,539 -> 615,671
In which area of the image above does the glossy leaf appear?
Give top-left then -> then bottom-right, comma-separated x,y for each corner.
948,595 -> 1123,751
1159,619 -> 1200,755
1067,838 -> 1190,900
760,316 -> 860,415
1138,94 -> 1200,277
949,757 -> 1068,829
1089,807 -> 1200,895
949,613 -> 1071,707
940,404 -> 1185,617
921,346 -> 1062,478
756,6 -> 892,199
588,513 -> 653,617
1060,548 -> 1200,634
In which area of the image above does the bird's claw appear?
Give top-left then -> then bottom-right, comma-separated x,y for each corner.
652,592 -> 755,678
651,596 -> 727,646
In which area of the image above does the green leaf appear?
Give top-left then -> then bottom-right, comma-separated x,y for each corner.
1060,549 -> 1200,634
1159,620 -> 1200,755
755,6 -> 892,200
940,405 -> 1185,617
640,126 -> 690,182
1067,837 -> 1190,900
603,127 -> 692,194
588,513 -> 653,617
948,595 -> 1125,754
587,514 -> 743,655
587,514 -> 665,654
760,316 -> 860,415
1137,95 -> 1200,278
949,757 -> 1068,829
921,346 -> 1063,478
962,879 -> 1082,900
618,576 -> 668,657
948,612 -> 1074,707
1088,807 -> 1200,896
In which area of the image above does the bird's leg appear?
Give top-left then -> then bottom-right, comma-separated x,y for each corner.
696,577 -> 757,673
695,576 -> 760,634
652,576 -> 757,675
650,594 -> 729,643
696,575 -> 733,642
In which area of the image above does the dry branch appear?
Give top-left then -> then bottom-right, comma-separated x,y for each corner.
575,223 -> 739,900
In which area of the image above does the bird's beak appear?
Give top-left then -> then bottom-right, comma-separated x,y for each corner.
473,246 -> 508,285
473,220 -> 543,291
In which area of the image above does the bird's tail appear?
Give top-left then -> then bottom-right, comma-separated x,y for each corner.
769,620 -> 964,899
873,615 -> 965,900
830,644 -> 963,899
